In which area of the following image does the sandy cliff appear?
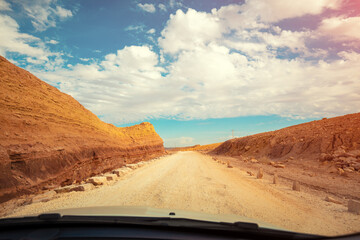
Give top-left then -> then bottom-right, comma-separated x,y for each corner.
212,113 -> 360,164
0,56 -> 165,202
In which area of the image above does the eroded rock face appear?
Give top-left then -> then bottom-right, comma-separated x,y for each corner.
212,112 -> 360,167
0,56 -> 165,203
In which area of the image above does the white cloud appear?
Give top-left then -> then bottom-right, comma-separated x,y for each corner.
2,1 -> 359,126
256,29 -> 310,53
212,0 -> 341,34
158,3 -> 166,12
47,39 -> 58,44
318,16 -> 360,42
55,5 -> 72,19
125,24 -> 145,32
165,137 -> 194,147
35,42 -> 360,125
0,3 -> 67,74
159,8 -> 224,54
0,0 -> 11,11
137,3 -> 156,13
26,57 -> 44,64
169,0 -> 183,9
236,0 -> 341,23
35,45 -> 167,123
147,28 -> 155,34
20,0 -> 73,31
27,4 -> 360,125
0,14 -> 48,58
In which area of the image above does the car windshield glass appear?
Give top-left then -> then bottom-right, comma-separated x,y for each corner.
0,0 -> 359,237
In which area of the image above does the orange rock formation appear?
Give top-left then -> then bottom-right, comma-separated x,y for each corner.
0,56 -> 164,203
212,113 -> 360,166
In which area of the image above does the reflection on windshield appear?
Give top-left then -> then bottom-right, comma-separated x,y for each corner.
0,0 -> 360,237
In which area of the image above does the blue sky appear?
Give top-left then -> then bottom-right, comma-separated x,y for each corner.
0,0 -> 359,147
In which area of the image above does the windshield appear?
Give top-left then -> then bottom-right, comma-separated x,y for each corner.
0,0 -> 359,237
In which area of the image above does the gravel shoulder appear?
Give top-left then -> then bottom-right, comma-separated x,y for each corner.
6,151 -> 360,236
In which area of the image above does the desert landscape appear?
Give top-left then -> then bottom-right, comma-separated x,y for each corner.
0,56 -> 360,235
0,56 -> 164,203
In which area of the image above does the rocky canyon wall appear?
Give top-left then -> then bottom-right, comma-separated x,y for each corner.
212,113 -> 360,163
0,56 -> 165,203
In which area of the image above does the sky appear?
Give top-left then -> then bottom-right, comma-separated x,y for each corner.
0,0 -> 359,147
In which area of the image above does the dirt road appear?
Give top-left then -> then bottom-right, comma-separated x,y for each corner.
8,151 -> 360,235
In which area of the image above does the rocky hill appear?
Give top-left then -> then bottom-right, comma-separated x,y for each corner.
212,113 -> 360,172
0,56 -> 165,203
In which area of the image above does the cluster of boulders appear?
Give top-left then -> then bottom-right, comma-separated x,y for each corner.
320,146 -> 360,174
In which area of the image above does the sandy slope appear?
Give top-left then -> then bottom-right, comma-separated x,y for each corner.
7,152 -> 359,235
0,56 -> 164,202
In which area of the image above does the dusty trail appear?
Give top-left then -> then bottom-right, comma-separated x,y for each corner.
8,152 -> 359,235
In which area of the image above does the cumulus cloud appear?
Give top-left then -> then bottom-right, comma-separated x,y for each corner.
53,4 -> 358,124
19,0 -> 73,31
158,3 -> 166,12
137,3 -> 156,13
2,1 -> 359,125
0,14 -> 47,58
165,137 -> 194,147
147,28 -> 155,34
35,42 -> 360,125
159,9 -> 224,54
169,0 -> 183,9
0,0 -> 68,76
125,24 -> 145,32
318,16 -> 360,42
236,0 -> 341,23
35,46 -> 167,123
55,5 -> 72,19
0,0 -> 11,11
47,39 -> 58,44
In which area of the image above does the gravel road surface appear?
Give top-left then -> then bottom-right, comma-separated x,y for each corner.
8,151 -> 360,235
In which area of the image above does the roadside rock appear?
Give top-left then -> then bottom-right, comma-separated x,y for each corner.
126,164 -> 139,170
292,181 -> 300,191
32,191 -> 57,203
257,168 -> 263,179
325,196 -> 342,204
273,164 -> 285,169
79,183 -> 95,191
338,168 -> 346,176
247,171 -> 254,176
104,174 -> 118,181
343,167 -> 354,173
348,200 -> 360,214
320,153 -> 333,162
273,174 -> 278,184
54,183 -> 94,194
87,177 -> 108,186
113,168 -> 131,177
353,163 -> 360,171
250,158 -> 259,163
